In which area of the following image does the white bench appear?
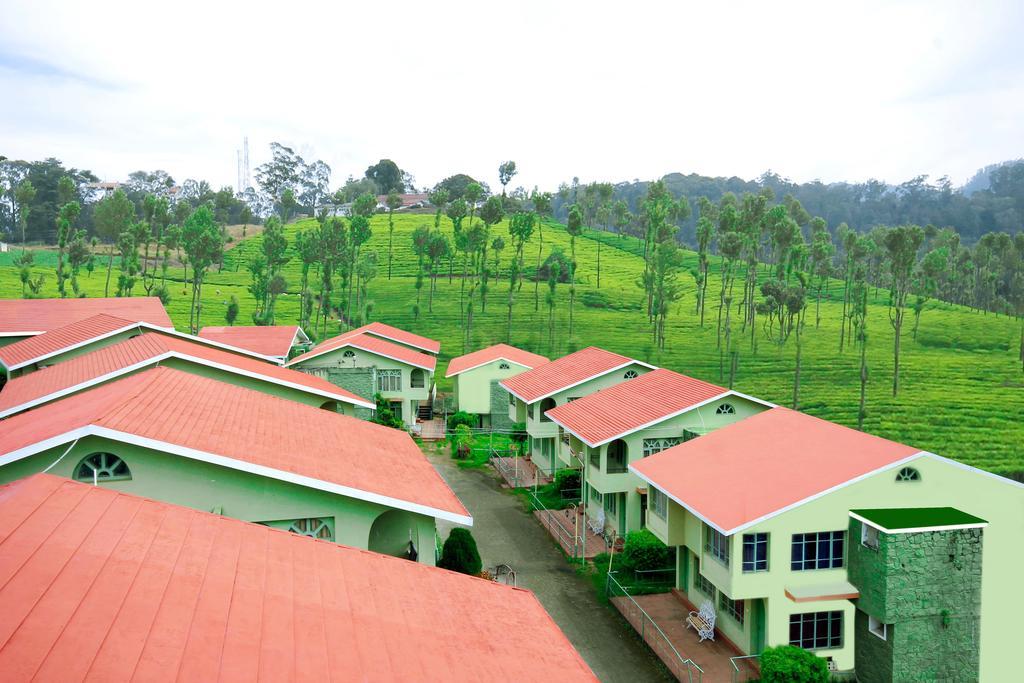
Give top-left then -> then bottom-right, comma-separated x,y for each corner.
686,600 -> 716,642
587,507 -> 606,536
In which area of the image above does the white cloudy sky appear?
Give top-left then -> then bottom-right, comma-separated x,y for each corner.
2,0 -> 1022,192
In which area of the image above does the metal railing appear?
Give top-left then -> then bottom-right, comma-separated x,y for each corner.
633,567 -> 677,587
527,490 -> 581,560
605,572 -> 704,683
493,563 -> 518,587
730,654 -> 760,683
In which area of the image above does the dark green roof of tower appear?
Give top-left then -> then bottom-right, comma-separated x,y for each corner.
850,507 -> 987,533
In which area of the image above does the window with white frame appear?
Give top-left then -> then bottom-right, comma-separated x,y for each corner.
642,437 -> 681,457
74,452 -> 131,482
742,533 -> 769,572
715,403 -> 736,415
410,368 -> 425,388
861,523 -> 880,550
789,611 -> 843,650
650,487 -> 668,520
868,615 -> 887,640
895,466 -> 921,482
376,369 -> 402,392
791,531 -> 845,570
705,525 -> 730,566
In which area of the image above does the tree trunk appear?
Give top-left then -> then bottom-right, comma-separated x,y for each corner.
858,334 -> 868,430
792,332 -> 802,409
892,310 -> 902,397
104,246 -> 114,297
534,228 -> 544,311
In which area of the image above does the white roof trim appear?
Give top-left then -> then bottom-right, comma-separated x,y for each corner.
445,356 -> 536,378
288,339 -> 435,371
630,450 -> 929,536
4,322 -> 280,370
922,451 -> 1024,489
500,358 -> 658,404
848,511 -> 987,535
549,389 -> 776,448
0,426 -> 472,526
0,331 -> 44,338
0,350 -> 375,418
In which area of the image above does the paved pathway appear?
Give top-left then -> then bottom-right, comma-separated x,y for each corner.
424,445 -> 673,683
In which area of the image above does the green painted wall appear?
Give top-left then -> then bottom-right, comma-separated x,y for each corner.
849,520 -> 982,681
292,346 -> 431,425
453,359 -> 530,415
644,454 -> 1023,677
0,435 -> 438,565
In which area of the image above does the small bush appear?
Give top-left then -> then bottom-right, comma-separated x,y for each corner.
619,529 -> 673,572
451,424 -> 473,459
437,528 -> 483,575
510,421 -> 528,446
447,410 -> 476,432
371,393 -> 403,430
554,469 -> 581,493
759,645 -> 829,683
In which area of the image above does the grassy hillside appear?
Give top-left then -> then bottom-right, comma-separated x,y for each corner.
2,213 -> 1022,477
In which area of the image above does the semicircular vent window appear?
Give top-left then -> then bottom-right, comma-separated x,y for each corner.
624,370 -> 639,379
74,452 -> 131,482
343,349 -> 355,358
499,362 -> 511,369
895,467 -> 921,482
716,403 -> 736,415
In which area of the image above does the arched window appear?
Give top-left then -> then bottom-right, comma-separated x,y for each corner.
320,400 -> 339,411
895,467 -> 921,482
539,397 -> 556,421
342,349 -> 355,358
288,517 -> 334,541
607,440 -> 628,473
716,403 -> 736,415
624,369 -> 639,379
410,368 -> 425,388
74,452 -> 131,482
498,362 -> 511,370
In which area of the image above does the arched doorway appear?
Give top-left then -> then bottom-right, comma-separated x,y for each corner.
319,400 -> 339,411
369,509 -> 420,561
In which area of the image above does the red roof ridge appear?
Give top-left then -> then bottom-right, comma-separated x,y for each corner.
288,331 -> 437,371
500,346 -> 653,403
445,343 -> 549,377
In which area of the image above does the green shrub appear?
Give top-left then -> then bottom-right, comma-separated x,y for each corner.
451,424 -> 473,459
759,645 -> 829,683
510,421 -> 528,446
447,410 -> 476,432
437,528 -> 483,576
553,469 -> 581,493
620,529 -> 673,572
371,393 -> 403,430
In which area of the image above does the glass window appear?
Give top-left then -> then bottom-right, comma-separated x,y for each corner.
868,615 -> 887,640
589,446 -> 600,468
410,368 -> 425,388
624,369 -> 639,379
715,403 -> 736,415
539,397 -> 556,422
742,533 -> 769,572
861,524 -> 880,550
589,485 -> 603,506
376,369 -> 401,392
604,492 -> 617,516
288,517 -> 334,541
606,440 -> 627,473
705,525 -> 730,567
895,467 -> 920,482
342,349 -> 355,358
498,362 -> 510,369
650,487 -> 668,520
74,452 -> 131,482
789,611 -> 843,650
642,437 -> 681,457
694,558 -> 715,598
719,592 -> 745,625
682,429 -> 701,442
791,531 -> 845,570
509,392 -> 515,406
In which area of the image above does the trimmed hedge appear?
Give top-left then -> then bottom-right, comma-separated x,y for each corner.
620,529 -> 673,572
759,645 -> 829,683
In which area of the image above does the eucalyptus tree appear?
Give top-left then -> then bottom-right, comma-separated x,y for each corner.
498,161 -> 517,197
715,195 -> 743,352
693,197 -> 717,326
477,196 -> 505,313
411,225 -> 431,315
54,176 -> 80,297
464,182 -> 483,232
66,229 -> 90,296
808,217 -> 834,327
14,179 -> 35,250
506,211 -> 535,341
651,231 -> 685,350
445,196 -> 466,281
461,223 -> 487,349
565,204 -> 584,338
295,227 -> 320,328
912,247 -> 947,339
848,245 -> 871,429
837,223 -> 856,351
354,251 -> 378,323
738,191 -> 772,337
530,190 -> 553,309
883,224 -> 925,396
426,231 -> 451,312
346,193 -> 377,324
546,260 -> 561,353
315,217 -> 348,336
93,189 -> 135,297
386,191 -> 402,279
280,188 -> 298,224
181,205 -> 224,333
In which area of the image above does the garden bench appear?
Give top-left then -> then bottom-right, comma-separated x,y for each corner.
587,508 -> 606,536
686,600 -> 716,642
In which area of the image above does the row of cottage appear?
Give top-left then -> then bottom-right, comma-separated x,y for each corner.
0,297 -> 1020,680
0,298 -> 594,682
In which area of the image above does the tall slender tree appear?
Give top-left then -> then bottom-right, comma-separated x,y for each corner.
531,191 -> 552,309
565,204 -> 583,338
506,211 -> 535,342
883,225 -> 925,396
386,191 -> 402,279
92,189 -> 135,297
477,196 -> 505,313
498,161 -> 517,197
180,206 -> 224,334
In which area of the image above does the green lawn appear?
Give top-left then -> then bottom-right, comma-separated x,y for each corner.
2,212 -> 1022,477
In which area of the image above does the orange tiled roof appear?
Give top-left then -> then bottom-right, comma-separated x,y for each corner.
546,368 -> 733,446
351,321 -> 440,354
500,346 -> 652,403
0,297 -> 172,336
0,475 -> 595,682
288,331 -> 437,371
445,343 -> 548,378
0,367 -> 468,522
198,325 -> 306,358
630,407 -> 921,534
0,332 -> 374,418
0,313 -> 144,368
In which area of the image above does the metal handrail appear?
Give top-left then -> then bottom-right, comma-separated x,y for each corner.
730,654 -> 760,683
527,490 -> 579,559
606,571 -> 704,683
